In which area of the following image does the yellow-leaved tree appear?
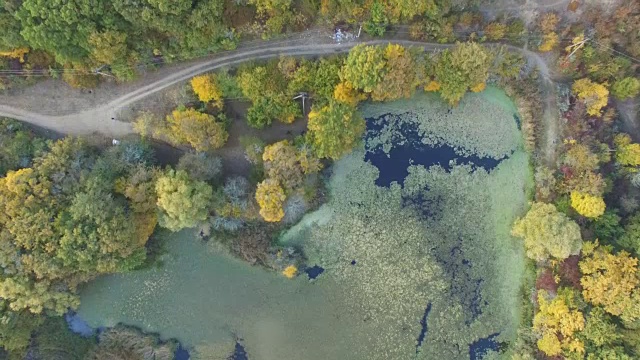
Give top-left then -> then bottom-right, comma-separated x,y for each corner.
190,74 -> 224,109
580,242 -> 640,322
334,81 -> 366,107
255,178 -> 286,222
614,133 -> 640,170
572,78 -> 609,117
166,108 -> 228,152
533,289 -> 585,357
570,191 -> 606,218
511,202 -> 582,261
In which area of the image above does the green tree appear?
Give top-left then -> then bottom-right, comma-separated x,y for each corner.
340,45 -> 387,93
0,303 -> 43,357
611,77 -> 640,100
619,212 -> 640,257
434,42 -> 492,105
363,1 -> 388,36
307,101 -> 365,160
511,202 -> 583,261
156,169 -> 213,231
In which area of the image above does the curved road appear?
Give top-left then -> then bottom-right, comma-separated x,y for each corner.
0,33 -> 559,164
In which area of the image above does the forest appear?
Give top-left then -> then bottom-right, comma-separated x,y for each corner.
0,0 -> 639,359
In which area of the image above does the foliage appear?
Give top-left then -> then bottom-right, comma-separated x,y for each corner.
307,101 -> 365,160
571,191 -> 606,218
238,64 -> 300,127
0,303 -> 43,357
371,44 -> 416,101
191,74 -> 224,108
590,210 -> 624,244
0,137 -> 149,314
0,118 -> 46,175
339,44 -> 386,93
133,111 -> 164,139
572,78 -> 609,117
582,307 -> 622,349
611,77 -> 640,100
85,325 -> 176,360
255,178 -> 286,222
262,140 -> 302,189
619,213 -> 640,257
363,1 -> 388,36
166,108 -> 228,151
176,152 -> 222,182
156,169 -> 213,231
29,316 -> 94,360
334,81 -> 365,106
282,265 -> 298,278
538,32 -> 559,52
511,202 -> 583,261
533,289 -> 585,356
484,23 -> 507,41
580,242 -> 640,322
614,133 -> 640,170
434,42 -> 492,105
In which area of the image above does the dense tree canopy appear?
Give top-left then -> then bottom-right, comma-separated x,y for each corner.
534,289 -> 585,356
511,202 -> 583,261
155,169 -> 213,232
580,242 -> 640,323
0,138 -> 152,315
255,178 -> 286,222
191,74 -> 224,108
307,101 -> 365,160
572,78 -> 609,117
166,108 -> 228,151
434,42 -> 492,105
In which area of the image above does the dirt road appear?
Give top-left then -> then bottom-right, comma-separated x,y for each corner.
0,32 -> 560,164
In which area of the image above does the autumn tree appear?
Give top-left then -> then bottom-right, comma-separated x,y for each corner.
334,81 -> 366,106
511,202 -> 582,261
484,23 -> 507,41
538,13 -> 559,52
611,77 -> 640,100
371,44 -> 417,101
571,191 -> 606,218
533,289 -> 585,356
434,42 -> 492,105
340,45 -> 387,93
238,64 -> 300,127
155,169 -> 213,231
0,137 -> 150,314
262,141 -> 299,189
255,178 -> 286,222
580,242 -> 640,322
572,78 -> 609,117
166,108 -> 228,151
614,133 -> 640,170
307,101 -> 365,160
191,74 -> 224,108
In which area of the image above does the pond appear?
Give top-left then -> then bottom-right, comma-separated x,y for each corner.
77,87 -> 532,359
